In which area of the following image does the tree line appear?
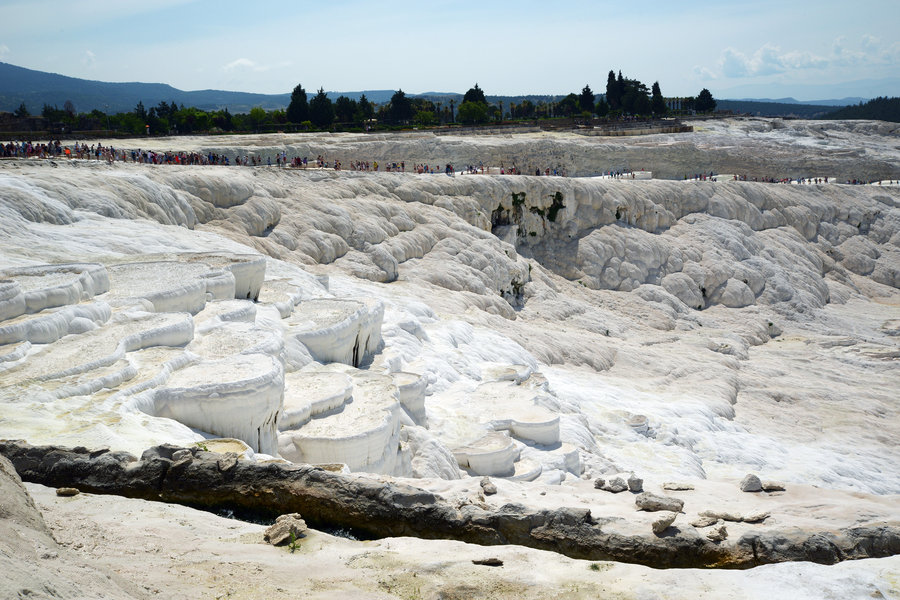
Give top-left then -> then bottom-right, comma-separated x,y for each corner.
10,72 -> 718,136
821,97 -> 900,123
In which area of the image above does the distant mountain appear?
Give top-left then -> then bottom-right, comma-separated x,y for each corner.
714,77 -> 898,104
717,99 -> 840,118
735,97 -> 867,107
0,62 -> 292,114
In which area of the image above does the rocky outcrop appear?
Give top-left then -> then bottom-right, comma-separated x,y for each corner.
2,440 -> 898,570
0,453 -> 142,599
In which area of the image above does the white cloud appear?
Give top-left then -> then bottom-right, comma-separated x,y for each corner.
780,50 -> 828,70
223,58 -> 256,71
705,33 -> 900,81
82,49 -> 96,69
719,44 -> 791,78
0,44 -> 9,58
222,58 -> 291,73
720,48 -> 750,77
692,65 -> 717,80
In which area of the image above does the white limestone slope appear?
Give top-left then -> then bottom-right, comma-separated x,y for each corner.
0,124 -> 897,506
0,121 -> 898,596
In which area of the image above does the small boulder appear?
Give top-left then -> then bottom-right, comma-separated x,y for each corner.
593,478 -> 605,490
635,492 -> 684,513
690,515 -> 718,528
662,482 -> 695,491
472,558 -> 503,567
264,513 -> 307,546
55,487 -> 80,497
480,477 -> 498,496
743,511 -> 770,524
651,512 -> 677,535
706,522 -> 728,543
627,474 -> 643,493
740,474 -> 762,492
604,477 -> 628,493
762,481 -> 786,492
217,453 -> 239,473
698,509 -> 743,523
171,449 -> 193,462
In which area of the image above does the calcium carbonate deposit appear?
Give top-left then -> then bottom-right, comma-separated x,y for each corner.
0,117 -> 898,599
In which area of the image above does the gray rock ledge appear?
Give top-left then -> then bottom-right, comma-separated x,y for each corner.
2,440 -> 898,570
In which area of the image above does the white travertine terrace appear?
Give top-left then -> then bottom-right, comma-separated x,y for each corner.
0,263 -> 109,314
286,298 -> 384,366
187,320 -> 284,360
453,431 -> 521,477
257,279 -> 305,318
280,370 -> 353,430
106,261 -> 232,314
0,301 -> 111,344
392,371 -> 428,424
130,353 -> 284,455
1,311 -> 194,384
181,252 -> 267,301
277,366 -> 404,473
193,299 -> 258,330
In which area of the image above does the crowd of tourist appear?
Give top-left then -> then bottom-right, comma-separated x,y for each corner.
683,172 -> 895,185
2,139 -> 896,186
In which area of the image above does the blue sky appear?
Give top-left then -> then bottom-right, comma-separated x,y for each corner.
1,0 -> 898,100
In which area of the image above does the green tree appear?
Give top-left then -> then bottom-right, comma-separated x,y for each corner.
651,81 -> 667,117
133,101 -> 147,121
388,89 -> 413,124
557,93 -> 580,117
518,99 -> 535,118
414,110 -> 436,126
595,98 -> 610,117
14,102 -> 29,118
334,95 -> 357,123
287,84 -> 309,123
463,83 -> 486,105
579,85 -> 595,114
623,82 -> 651,115
309,88 -> 334,129
606,70 -> 620,110
457,101 -> 488,124
695,88 -> 717,112
249,106 -> 267,131
212,108 -> 233,131
355,93 -> 375,124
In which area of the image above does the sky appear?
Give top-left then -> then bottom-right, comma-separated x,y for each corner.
1,0 -> 898,100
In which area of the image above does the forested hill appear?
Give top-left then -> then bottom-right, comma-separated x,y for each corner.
0,62 -> 292,113
821,97 -> 900,123
716,99 -> 838,118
